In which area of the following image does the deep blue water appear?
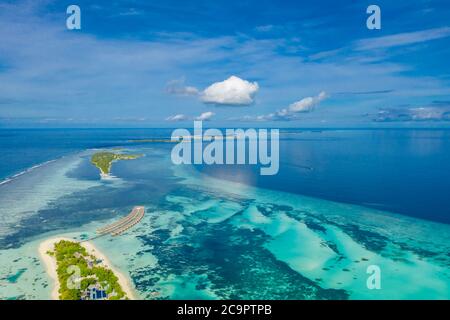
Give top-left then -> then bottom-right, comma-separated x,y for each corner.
197,129 -> 450,224
1,128 -> 450,224
0,128 -> 173,179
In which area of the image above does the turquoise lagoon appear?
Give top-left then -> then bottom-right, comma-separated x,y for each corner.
0,142 -> 449,299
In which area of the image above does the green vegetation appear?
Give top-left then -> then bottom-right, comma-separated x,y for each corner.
91,152 -> 142,175
51,240 -> 127,300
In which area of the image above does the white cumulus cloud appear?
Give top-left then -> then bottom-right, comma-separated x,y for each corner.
195,111 -> 215,121
255,91 -> 328,121
166,114 -> 188,121
166,112 -> 215,121
288,91 -> 327,113
200,76 -> 259,106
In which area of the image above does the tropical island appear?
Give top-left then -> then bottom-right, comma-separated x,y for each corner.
39,238 -> 135,300
91,152 -> 143,177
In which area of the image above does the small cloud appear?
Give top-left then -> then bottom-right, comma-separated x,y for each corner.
166,114 -> 188,121
167,76 -> 258,106
372,106 -> 450,122
166,78 -> 199,96
256,91 -> 328,121
195,111 -> 215,121
166,112 -> 215,121
288,91 -> 327,113
200,76 -> 259,106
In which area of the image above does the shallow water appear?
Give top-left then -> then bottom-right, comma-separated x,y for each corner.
0,142 -> 449,299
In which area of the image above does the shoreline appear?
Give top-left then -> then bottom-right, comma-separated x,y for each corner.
38,236 -> 136,300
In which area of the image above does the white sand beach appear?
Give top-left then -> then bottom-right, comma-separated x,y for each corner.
38,237 -> 136,300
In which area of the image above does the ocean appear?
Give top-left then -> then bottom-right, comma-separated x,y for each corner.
1,128 -> 450,223
0,128 -> 449,299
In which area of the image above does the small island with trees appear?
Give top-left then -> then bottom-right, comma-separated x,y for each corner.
39,238 -> 135,300
91,152 -> 143,177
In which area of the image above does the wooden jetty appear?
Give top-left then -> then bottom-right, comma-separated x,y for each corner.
96,206 -> 145,237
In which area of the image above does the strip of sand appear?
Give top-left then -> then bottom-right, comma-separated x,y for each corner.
38,237 -> 136,300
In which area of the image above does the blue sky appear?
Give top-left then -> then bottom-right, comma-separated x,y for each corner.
0,0 -> 449,127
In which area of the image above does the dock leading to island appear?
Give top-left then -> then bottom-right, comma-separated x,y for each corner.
96,206 -> 145,237
39,206 -> 145,300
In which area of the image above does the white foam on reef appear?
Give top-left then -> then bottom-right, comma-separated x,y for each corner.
0,152 -> 101,239
0,159 -> 57,186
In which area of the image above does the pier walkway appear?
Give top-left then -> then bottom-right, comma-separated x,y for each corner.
96,206 -> 145,237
